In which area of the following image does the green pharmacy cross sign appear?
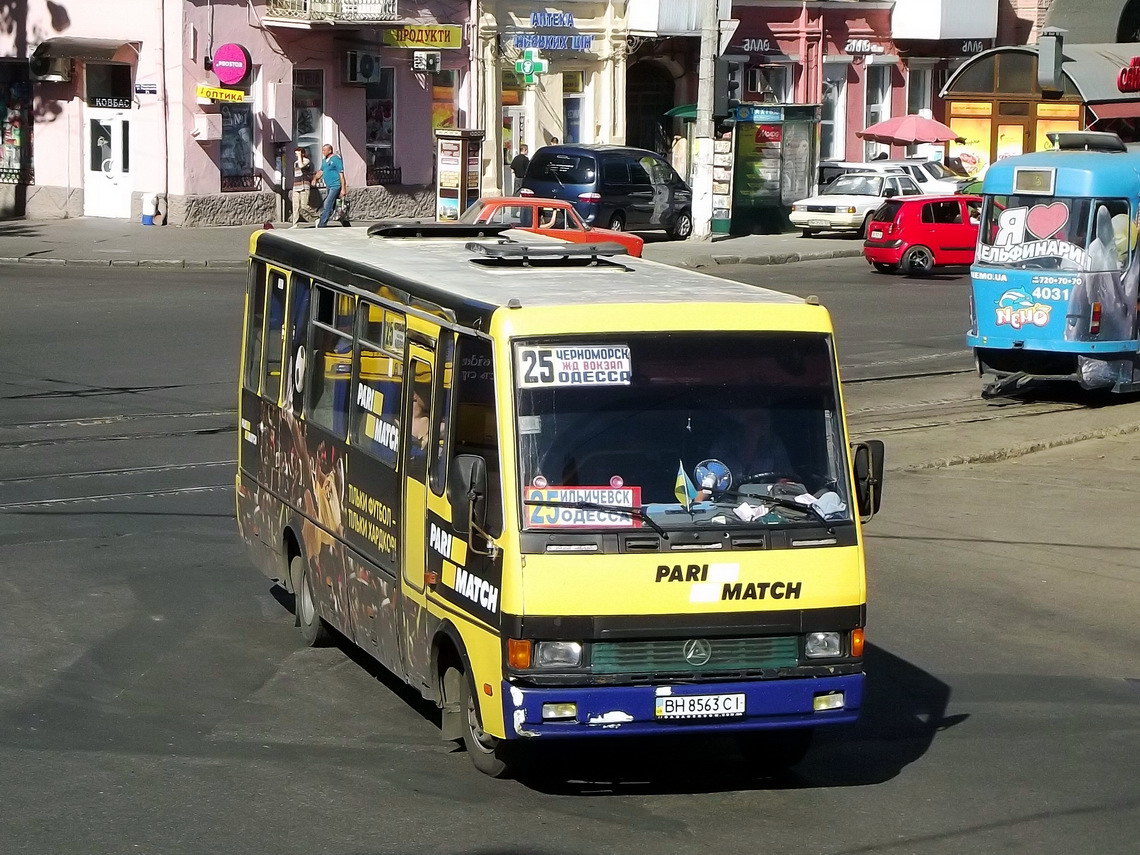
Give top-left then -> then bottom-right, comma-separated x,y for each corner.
514,47 -> 548,85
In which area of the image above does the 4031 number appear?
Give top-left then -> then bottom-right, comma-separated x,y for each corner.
1031,286 -> 1071,301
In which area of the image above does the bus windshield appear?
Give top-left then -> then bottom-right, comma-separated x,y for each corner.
514,333 -> 852,532
977,195 -> 1133,271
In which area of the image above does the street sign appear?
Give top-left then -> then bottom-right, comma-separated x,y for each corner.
514,48 -> 548,85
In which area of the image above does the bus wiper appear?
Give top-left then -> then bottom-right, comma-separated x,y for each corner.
524,499 -> 669,539
715,490 -> 835,533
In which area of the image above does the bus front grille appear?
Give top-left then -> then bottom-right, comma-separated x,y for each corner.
590,636 -> 799,675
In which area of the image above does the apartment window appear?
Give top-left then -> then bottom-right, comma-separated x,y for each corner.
366,68 -> 397,185
821,62 -> 848,161
746,65 -> 791,104
864,64 -> 892,160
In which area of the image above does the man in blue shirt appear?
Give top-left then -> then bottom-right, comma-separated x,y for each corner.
317,144 -> 347,227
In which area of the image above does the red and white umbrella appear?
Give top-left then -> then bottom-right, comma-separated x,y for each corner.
857,115 -> 964,145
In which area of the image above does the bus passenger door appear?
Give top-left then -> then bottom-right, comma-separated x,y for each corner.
400,344 -> 435,690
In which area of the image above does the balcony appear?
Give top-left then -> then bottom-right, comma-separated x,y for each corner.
892,0 -> 998,41
264,1 -> 399,25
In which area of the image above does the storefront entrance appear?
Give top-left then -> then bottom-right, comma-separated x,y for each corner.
84,108 -> 132,218
626,61 -> 674,156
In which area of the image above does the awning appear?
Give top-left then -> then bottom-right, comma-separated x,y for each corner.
665,104 -> 697,119
1088,101 -> 1140,119
31,37 -> 139,62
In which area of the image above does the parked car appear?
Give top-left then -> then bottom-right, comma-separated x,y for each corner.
817,160 -> 908,192
791,172 -> 923,237
863,194 -> 982,275
518,144 -> 693,239
458,196 -> 644,257
878,159 -> 969,194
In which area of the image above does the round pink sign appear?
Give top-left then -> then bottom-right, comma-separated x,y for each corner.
213,43 -> 251,87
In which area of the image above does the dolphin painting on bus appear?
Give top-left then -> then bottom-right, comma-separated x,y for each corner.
968,132 -> 1140,396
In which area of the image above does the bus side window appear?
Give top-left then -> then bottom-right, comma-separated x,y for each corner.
262,272 -> 288,405
429,332 -> 456,495
352,301 -> 404,469
453,336 -> 502,536
306,285 -> 354,438
286,276 -> 311,416
243,261 -> 267,393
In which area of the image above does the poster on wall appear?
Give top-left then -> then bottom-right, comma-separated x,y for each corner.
995,124 -> 1024,161
948,116 -> 991,177
733,123 -> 782,202
780,121 -> 813,206
1035,119 -> 1081,152
220,104 -> 254,180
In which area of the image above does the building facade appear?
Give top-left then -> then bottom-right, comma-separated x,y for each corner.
1,0 -> 471,223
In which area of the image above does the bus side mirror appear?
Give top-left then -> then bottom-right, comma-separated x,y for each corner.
448,454 -> 487,535
851,440 -> 885,521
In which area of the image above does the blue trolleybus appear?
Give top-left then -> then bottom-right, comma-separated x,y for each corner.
968,133 -> 1140,396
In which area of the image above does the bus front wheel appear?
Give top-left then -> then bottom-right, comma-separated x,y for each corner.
290,555 -> 330,647
456,668 -> 514,778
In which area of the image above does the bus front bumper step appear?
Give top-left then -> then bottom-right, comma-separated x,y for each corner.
501,674 -> 863,739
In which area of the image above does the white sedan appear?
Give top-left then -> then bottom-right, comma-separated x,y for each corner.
791,172 -> 922,238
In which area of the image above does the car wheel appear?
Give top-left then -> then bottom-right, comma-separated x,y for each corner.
607,212 -> 625,231
872,262 -> 898,274
801,228 -> 814,238
669,209 -> 693,239
902,245 -> 935,276
860,214 -> 875,239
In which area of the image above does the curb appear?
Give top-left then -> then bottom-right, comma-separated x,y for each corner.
0,257 -> 247,269
679,248 -> 864,269
900,420 -> 1140,472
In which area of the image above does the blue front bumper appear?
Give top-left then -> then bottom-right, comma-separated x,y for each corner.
501,674 -> 863,739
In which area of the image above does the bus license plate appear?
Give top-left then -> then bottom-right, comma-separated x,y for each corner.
655,693 -> 746,719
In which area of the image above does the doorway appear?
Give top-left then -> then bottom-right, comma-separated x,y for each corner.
626,61 -> 675,156
502,105 -> 526,194
84,109 -> 132,218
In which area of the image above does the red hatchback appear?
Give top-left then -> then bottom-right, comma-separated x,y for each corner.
863,195 -> 982,275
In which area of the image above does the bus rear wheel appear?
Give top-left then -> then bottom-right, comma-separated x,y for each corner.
456,668 -> 516,778
290,554 -> 330,647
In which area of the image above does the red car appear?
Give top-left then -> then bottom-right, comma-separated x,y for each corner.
459,197 -> 644,257
863,194 -> 982,275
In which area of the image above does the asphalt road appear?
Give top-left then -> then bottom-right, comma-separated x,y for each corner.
717,256 -> 974,380
1,266 -> 1137,855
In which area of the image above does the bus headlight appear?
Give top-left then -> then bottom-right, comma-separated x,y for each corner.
534,641 -> 583,668
804,631 -> 841,658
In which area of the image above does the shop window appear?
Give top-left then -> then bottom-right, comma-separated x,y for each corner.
820,63 -> 847,161
0,64 -> 33,185
950,56 -> 996,94
563,71 -> 585,143
864,65 -> 892,160
366,68 -> 398,185
502,70 -> 524,107
746,65 -> 791,104
432,69 -> 459,130
221,103 -> 256,191
293,69 -> 324,167
999,53 -> 1036,96
86,63 -> 132,109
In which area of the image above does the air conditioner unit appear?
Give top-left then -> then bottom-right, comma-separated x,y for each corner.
29,55 -> 71,83
345,51 -> 383,85
413,51 -> 441,74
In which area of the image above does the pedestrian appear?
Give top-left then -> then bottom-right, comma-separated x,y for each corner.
291,147 -> 315,227
548,136 -> 559,145
317,143 -> 347,228
510,144 -> 530,182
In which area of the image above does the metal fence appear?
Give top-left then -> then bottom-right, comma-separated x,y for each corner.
265,0 -> 399,21
221,172 -> 261,192
0,166 -> 33,186
366,164 -> 402,186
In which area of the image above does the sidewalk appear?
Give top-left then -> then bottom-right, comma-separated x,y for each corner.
0,217 -> 864,270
